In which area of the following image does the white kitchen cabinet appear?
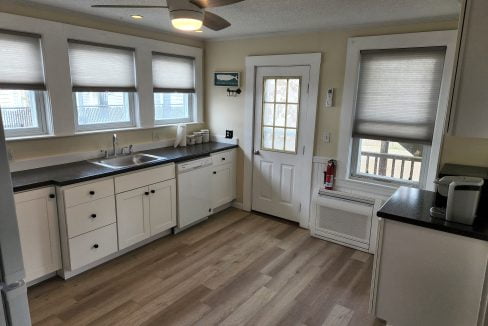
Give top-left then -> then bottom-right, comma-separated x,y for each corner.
149,179 -> 177,236
115,164 -> 177,249
449,0 -> 488,138
14,187 -> 61,284
371,219 -> 488,326
210,149 -> 236,209
116,186 -> 151,250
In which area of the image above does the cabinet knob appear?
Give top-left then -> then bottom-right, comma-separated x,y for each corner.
208,208 -> 212,212
145,191 -> 150,196
151,190 -> 155,194
89,191 -> 95,195
93,244 -> 99,249
49,194 -> 55,199
91,214 -> 97,218
222,157 -> 226,161
213,171 -> 217,175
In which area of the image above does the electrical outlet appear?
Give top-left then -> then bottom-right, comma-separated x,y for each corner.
152,131 -> 160,141
322,131 -> 331,143
226,130 -> 234,139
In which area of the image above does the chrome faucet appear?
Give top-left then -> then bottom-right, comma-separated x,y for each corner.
112,133 -> 118,157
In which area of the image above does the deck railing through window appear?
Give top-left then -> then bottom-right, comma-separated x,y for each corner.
360,151 -> 422,181
77,105 -> 129,125
0,107 -> 34,129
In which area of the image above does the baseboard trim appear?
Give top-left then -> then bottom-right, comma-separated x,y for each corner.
232,201 -> 244,210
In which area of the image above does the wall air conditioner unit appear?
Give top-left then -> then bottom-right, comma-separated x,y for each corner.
311,188 -> 375,252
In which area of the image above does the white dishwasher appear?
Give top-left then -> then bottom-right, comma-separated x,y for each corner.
176,156 -> 213,230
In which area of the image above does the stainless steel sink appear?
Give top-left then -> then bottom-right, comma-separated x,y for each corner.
91,153 -> 166,169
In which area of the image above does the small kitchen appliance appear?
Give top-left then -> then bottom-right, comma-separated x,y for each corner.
430,176 -> 484,225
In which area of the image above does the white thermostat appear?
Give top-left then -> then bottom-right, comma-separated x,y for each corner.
325,88 -> 334,108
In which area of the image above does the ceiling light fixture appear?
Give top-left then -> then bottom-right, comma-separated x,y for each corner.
170,9 -> 203,31
131,14 -> 143,19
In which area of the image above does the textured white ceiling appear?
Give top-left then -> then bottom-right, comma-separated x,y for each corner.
14,0 -> 461,39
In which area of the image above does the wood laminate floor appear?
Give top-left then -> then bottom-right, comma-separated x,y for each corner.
28,208 -> 385,326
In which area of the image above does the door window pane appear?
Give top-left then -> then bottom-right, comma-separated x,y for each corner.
263,127 -> 273,149
263,103 -> 274,126
261,77 -> 300,153
285,128 -> 297,152
274,127 -> 285,151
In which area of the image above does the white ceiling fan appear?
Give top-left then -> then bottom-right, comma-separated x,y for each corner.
91,0 -> 245,31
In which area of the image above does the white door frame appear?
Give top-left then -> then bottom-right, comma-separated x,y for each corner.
243,53 -> 322,228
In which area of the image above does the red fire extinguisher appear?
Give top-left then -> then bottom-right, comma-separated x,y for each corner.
324,159 -> 336,190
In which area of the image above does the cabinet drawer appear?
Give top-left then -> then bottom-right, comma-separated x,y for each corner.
64,179 -> 114,207
211,149 -> 236,166
68,224 -> 117,271
114,163 -> 175,194
66,196 -> 116,238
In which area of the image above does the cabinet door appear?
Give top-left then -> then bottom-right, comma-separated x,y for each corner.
116,186 -> 150,250
211,163 -> 236,209
149,179 -> 176,236
14,187 -> 61,283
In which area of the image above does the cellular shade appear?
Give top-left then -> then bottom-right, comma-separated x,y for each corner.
353,47 -> 446,144
68,40 -> 136,92
152,53 -> 195,93
0,30 -> 45,90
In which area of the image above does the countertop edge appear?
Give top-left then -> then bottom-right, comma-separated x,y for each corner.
12,144 -> 238,193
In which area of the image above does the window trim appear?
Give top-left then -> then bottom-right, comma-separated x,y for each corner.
153,92 -> 194,126
2,90 -> 49,138
72,92 -> 136,132
337,31 -> 458,192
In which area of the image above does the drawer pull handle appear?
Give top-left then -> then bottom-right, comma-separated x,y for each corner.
213,171 -> 217,175
49,194 -> 55,199
89,191 -> 95,195
91,214 -> 97,218
222,157 -> 226,161
151,190 -> 155,194
93,244 -> 99,249
145,191 -> 150,196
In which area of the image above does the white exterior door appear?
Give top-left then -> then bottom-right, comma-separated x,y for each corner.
116,186 -> 150,250
252,66 -> 310,221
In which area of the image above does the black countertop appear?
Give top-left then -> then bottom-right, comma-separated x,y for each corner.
11,142 -> 238,192
377,186 -> 488,241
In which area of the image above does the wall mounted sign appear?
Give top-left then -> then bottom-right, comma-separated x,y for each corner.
214,72 -> 240,87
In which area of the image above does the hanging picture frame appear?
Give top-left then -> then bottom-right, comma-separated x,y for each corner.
214,72 -> 240,87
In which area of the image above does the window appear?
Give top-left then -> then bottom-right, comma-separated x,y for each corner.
261,77 -> 300,153
350,47 -> 446,185
68,40 -> 136,131
0,31 -> 49,137
152,53 -> 195,124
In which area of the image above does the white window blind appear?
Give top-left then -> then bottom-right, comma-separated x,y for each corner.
152,53 -> 195,93
353,47 -> 446,144
0,30 -> 45,90
68,40 -> 136,92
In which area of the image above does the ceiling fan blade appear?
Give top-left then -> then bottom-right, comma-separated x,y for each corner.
203,11 -> 231,31
191,0 -> 244,8
91,5 -> 168,8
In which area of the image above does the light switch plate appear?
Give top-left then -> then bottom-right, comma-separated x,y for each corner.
323,131 -> 331,143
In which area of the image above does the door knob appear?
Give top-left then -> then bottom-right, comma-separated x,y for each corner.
254,150 -> 260,155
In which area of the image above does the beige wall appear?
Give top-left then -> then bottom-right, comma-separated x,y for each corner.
205,21 -> 463,201
441,136 -> 488,167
